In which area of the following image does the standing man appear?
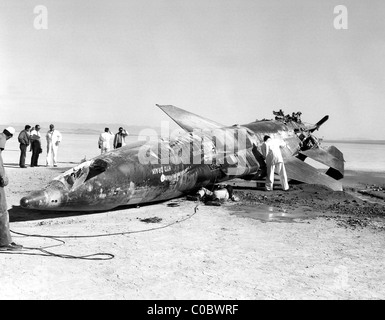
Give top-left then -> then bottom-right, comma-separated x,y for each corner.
46,124 -> 62,167
30,125 -> 42,167
0,127 -> 23,251
113,127 -> 128,149
98,128 -> 114,154
261,135 -> 289,191
18,125 -> 31,168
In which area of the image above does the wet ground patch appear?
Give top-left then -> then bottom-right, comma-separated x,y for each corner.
226,203 -> 317,223
225,184 -> 385,229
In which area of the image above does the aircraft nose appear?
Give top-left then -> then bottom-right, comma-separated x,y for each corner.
20,195 -> 33,208
20,181 -> 68,210
20,190 -> 49,209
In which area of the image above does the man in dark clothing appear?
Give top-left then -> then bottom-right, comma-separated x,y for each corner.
18,125 -> 31,168
113,127 -> 128,149
30,124 -> 42,167
0,127 -> 23,251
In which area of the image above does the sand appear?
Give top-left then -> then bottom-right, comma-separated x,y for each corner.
1,161 -> 384,300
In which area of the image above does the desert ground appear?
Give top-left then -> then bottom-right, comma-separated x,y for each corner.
1,159 -> 385,300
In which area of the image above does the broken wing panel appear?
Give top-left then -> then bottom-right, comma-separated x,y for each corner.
156,104 -> 224,132
284,156 -> 343,191
299,145 -> 344,180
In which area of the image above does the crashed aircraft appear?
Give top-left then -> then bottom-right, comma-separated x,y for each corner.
20,105 -> 344,211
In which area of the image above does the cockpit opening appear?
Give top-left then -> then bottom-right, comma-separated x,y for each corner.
85,159 -> 108,182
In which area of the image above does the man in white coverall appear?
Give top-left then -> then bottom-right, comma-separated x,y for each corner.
98,127 -> 114,154
46,124 -> 62,167
261,135 -> 289,191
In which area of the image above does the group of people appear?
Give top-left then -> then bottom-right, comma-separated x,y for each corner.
98,127 -> 129,154
18,124 -> 62,168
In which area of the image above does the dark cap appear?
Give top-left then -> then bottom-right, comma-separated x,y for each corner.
4,127 -> 15,136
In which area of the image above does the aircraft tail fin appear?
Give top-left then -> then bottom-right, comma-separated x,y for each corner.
299,145 -> 345,180
284,154 -> 343,191
156,104 -> 225,132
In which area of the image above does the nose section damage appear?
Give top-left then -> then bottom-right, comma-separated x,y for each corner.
20,180 -> 68,210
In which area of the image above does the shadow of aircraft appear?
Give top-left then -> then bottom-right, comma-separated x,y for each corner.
9,197 -> 183,223
9,205 -> 99,223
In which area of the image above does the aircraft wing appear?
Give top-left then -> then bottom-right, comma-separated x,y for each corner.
156,104 -> 225,132
283,153 -> 343,191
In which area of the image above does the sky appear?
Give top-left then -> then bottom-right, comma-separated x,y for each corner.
1,0 -> 385,139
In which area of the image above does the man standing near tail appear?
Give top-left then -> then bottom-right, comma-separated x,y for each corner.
261,135 -> 289,191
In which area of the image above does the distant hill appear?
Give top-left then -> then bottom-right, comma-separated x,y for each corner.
324,139 -> 385,145
2,123 -> 381,143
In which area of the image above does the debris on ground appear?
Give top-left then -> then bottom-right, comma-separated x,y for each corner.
139,217 -> 163,223
186,184 -> 240,206
358,184 -> 385,201
167,202 -> 180,207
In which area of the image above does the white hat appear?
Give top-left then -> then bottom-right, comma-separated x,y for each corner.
5,127 -> 16,135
